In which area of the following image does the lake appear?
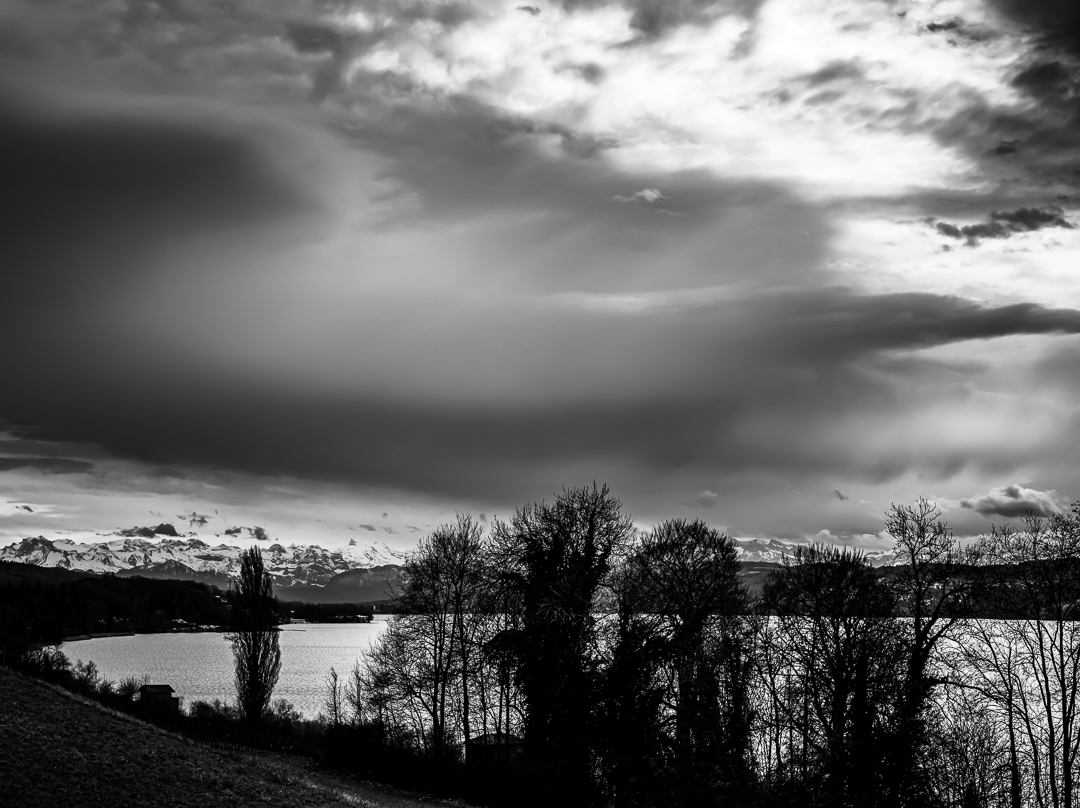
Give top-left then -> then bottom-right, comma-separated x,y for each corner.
62,619 -> 390,719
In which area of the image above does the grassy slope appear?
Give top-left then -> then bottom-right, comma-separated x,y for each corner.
0,668 -> 455,808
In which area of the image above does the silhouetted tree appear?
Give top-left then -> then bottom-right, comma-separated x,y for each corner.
227,546 -> 281,725
322,666 -> 344,727
960,508 -> 1080,808
595,557 -> 672,808
923,686 -> 1011,808
371,514 -> 490,760
885,498 -> 973,803
491,482 -> 635,805
628,518 -> 754,806
762,545 -> 903,807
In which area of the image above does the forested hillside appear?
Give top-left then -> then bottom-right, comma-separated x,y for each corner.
0,562 -> 232,658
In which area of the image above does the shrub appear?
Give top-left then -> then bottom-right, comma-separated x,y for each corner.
117,675 -> 145,700
188,698 -> 236,722
20,645 -> 71,679
73,659 -> 101,693
268,698 -> 302,725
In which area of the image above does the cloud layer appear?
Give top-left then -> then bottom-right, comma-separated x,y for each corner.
1,0 -> 1080,544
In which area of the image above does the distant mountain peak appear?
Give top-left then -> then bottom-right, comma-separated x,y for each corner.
733,536 -> 896,567
0,534 -> 406,589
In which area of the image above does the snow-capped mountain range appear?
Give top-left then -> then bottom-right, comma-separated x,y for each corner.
0,528 -> 895,601
0,527 -> 408,591
733,537 -> 897,567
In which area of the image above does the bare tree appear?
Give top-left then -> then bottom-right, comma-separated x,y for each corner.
354,515 -> 489,760
400,514 -> 488,756
761,545 -> 904,807
226,546 -> 281,725
923,686 -> 1011,808
945,619 -> 1027,808
358,614 -> 451,752
322,666 -> 344,727
885,498 -> 973,799
959,509 -> 1080,808
475,578 -> 527,749
344,660 -> 367,726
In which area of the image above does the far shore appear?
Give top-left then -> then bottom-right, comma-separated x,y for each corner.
61,627 -> 224,643
61,631 -> 138,642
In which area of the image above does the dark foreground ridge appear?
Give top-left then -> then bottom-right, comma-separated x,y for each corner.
0,666 -> 458,808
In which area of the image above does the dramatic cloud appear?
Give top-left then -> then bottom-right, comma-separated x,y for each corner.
932,205 -> 1074,244
2,0 -> 1080,545
961,484 -> 1069,518
988,0 -> 1080,56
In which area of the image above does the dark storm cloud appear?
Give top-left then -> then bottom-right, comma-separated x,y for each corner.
923,3 -> 1080,197
931,205 -> 1074,244
989,0 -> 1080,55
917,16 -> 996,43
0,457 -> 94,475
929,95 -> 1080,195
0,40 -> 1075,506
961,484 -> 1067,518
1012,60 -> 1076,98
0,89 -> 313,319
6,282 -> 1080,504
4,0 -> 1080,537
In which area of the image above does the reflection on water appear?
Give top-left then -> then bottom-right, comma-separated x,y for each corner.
62,618 -> 390,719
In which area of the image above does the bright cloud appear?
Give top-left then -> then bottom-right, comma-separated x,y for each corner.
336,0 -> 1038,198
612,188 -> 667,202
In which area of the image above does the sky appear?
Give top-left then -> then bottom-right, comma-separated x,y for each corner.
2,0 -> 1080,553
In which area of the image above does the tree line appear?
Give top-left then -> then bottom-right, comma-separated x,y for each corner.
319,483 -> 1080,808
0,563 -> 233,659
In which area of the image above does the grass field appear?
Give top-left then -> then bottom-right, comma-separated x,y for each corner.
0,667 -> 461,808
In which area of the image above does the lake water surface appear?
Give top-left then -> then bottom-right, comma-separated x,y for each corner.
62,619 -> 389,719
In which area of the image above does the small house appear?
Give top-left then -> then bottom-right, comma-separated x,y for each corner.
465,732 -> 524,769
137,684 -> 180,715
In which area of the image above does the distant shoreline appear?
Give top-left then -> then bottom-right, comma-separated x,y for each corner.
62,631 -> 138,642
61,627 -> 226,643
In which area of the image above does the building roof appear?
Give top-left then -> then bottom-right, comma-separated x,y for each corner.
467,732 -> 523,746
138,684 -> 175,695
